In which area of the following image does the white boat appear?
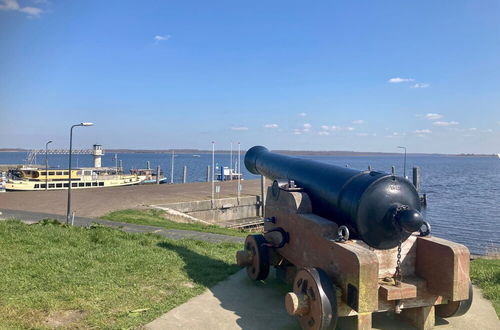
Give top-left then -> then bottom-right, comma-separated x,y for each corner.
5,167 -> 141,191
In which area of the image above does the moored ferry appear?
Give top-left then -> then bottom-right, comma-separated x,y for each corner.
5,167 -> 141,191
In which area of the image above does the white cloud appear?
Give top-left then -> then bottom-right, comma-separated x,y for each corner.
303,123 -> 312,129
481,129 -> 493,133
230,126 -> 248,131
433,121 -> 459,127
412,83 -> 430,89
388,77 -> 415,83
293,129 -> 302,135
352,120 -> 365,125
298,112 -> 307,117
263,124 -> 278,128
0,0 -> 44,17
468,128 -> 477,131
154,35 -> 171,43
345,127 -> 355,131
356,133 -> 369,137
425,113 -> 443,120
320,125 -> 330,131
318,131 -> 330,136
415,129 -> 431,134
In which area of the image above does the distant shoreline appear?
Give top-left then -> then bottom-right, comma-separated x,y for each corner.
0,148 -> 497,157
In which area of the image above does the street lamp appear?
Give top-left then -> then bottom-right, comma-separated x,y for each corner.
45,140 -> 52,191
67,122 -> 94,224
397,146 -> 407,178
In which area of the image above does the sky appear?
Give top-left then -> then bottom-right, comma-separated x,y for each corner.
1,0 -> 499,153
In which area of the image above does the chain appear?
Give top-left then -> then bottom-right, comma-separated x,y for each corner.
393,205 -> 409,286
394,232 -> 403,286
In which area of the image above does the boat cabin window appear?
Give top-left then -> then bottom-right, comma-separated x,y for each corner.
49,171 -> 55,175
41,184 -> 46,188
99,182 -> 104,186
85,182 -> 91,187
64,183 -> 69,188
79,183 -> 84,187
72,183 -> 77,187
92,182 -> 97,186
41,171 -> 46,175
84,171 -> 92,176
56,183 -> 62,188
34,184 -> 39,188
49,183 -> 55,188
56,171 -> 63,175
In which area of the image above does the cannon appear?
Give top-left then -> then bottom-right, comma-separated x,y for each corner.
236,146 -> 472,330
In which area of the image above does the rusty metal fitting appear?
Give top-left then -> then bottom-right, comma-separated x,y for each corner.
285,292 -> 310,316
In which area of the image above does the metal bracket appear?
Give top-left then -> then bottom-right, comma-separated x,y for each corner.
263,227 -> 290,249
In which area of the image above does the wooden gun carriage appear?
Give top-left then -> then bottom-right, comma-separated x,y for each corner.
236,146 -> 472,330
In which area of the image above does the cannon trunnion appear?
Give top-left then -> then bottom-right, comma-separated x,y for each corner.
237,146 -> 472,330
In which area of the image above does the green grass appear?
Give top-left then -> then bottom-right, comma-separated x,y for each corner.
470,258 -> 500,316
0,220 -> 241,329
101,209 -> 249,237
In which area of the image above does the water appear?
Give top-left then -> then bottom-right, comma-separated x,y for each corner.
1,151 -> 499,255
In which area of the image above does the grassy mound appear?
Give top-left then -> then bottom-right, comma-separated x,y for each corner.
470,258 -> 500,316
0,220 -> 240,329
101,209 -> 248,237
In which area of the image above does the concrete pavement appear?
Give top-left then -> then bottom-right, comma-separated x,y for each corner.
0,180 -> 261,218
145,269 -> 499,330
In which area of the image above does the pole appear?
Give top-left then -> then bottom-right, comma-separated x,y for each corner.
391,166 -> 396,175
66,122 -> 94,225
119,159 -> 123,172
115,153 -> 118,172
207,165 -> 210,182
66,125 -> 76,224
412,167 -> 420,192
260,175 -> 266,217
211,141 -> 215,208
403,148 -> 407,178
156,165 -> 160,184
398,146 -> 407,178
170,150 -> 174,184
237,142 -> 241,205
230,142 -> 233,180
183,166 -> 187,183
45,140 -> 52,191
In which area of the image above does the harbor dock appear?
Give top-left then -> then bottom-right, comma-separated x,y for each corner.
0,179 -> 262,218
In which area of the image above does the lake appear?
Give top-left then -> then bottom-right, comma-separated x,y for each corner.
1,151 -> 499,256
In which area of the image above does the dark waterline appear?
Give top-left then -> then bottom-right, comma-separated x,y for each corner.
1,152 -> 499,256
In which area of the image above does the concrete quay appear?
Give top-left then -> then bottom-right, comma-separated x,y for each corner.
0,180 -> 262,218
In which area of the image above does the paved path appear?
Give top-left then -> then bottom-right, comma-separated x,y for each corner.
0,180 -> 261,218
146,269 -> 499,330
0,209 -> 244,244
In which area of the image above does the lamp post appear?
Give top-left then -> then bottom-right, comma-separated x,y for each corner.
67,122 -> 94,224
45,140 -> 52,191
397,146 -> 407,178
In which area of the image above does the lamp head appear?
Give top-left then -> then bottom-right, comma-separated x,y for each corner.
80,122 -> 94,126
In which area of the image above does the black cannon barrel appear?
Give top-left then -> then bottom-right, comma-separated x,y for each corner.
245,146 -> 423,249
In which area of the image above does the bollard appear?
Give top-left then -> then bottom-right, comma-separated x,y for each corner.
147,161 -> 150,170
182,166 -> 187,184
391,166 -> 396,175
156,165 -> 160,184
260,175 -> 266,217
368,165 -> 372,171
413,167 -> 420,192
207,165 -> 211,182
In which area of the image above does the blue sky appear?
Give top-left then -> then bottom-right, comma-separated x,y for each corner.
1,0 -> 499,153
